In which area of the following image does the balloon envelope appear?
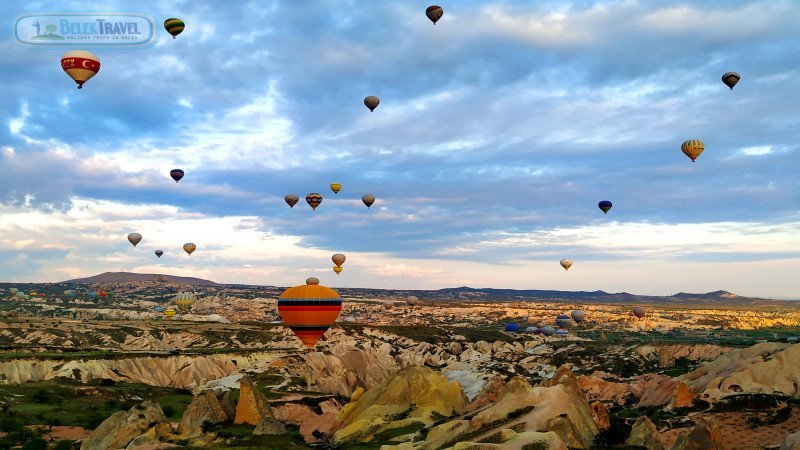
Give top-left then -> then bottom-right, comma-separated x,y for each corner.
285,194 -> 299,208
170,169 -> 184,182
128,233 -> 142,247
505,323 -> 521,332
332,253 -> 346,267
333,266 -> 343,274
426,5 -> 444,24
362,194 -> 376,208
155,250 -> 163,258
277,278 -> 342,348
330,183 -> 342,194
306,193 -> 322,210
560,259 -> 573,270
540,326 -> 556,337
61,50 -> 100,89
174,292 -> 195,312
364,96 -> 380,112
598,201 -> 612,214
556,328 -> 570,338
681,139 -> 704,162
721,72 -> 740,90
183,243 -> 196,255
556,314 -> 572,329
571,310 -> 586,323
164,18 -> 185,39
632,306 -> 646,318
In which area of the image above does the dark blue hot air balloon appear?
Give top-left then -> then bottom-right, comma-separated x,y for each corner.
598,200 -> 612,214
505,323 -> 521,332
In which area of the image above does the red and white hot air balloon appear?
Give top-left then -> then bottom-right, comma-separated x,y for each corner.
61,50 -> 101,89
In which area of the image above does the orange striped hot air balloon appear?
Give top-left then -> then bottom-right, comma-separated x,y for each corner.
277,277 -> 341,348
61,50 -> 100,89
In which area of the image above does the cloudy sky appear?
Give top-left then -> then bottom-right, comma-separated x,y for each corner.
2,0 -> 800,297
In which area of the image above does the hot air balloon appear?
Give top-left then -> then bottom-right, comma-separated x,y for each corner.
560,259 -> 573,271
571,310 -> 586,324
332,253 -> 346,267
164,18 -> 185,39
540,326 -> 556,337
632,306 -> 646,319
128,233 -> 142,247
183,243 -> 196,255
164,308 -> 176,319
681,139 -> 704,162
61,50 -> 100,89
174,292 -> 195,313
333,267 -> 343,274
426,5 -> 444,24
505,323 -> 521,332
406,295 -> 420,306
285,194 -> 299,208
364,96 -> 380,112
10,288 -> 18,295
556,328 -> 570,338
362,194 -> 376,208
170,169 -> 184,182
306,193 -> 322,210
556,314 -> 572,329
330,183 -> 342,194
598,201 -> 612,214
277,277 -> 342,348
722,72 -> 740,90
525,326 -> 539,333
155,250 -> 164,258
88,291 -> 97,299
99,291 -> 108,299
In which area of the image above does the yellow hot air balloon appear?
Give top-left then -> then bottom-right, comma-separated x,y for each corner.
183,243 -> 196,255
174,292 -> 195,313
560,259 -> 573,271
61,50 -> 101,89
330,183 -> 342,194
164,308 -> 176,319
681,139 -> 704,162
333,266 -> 343,274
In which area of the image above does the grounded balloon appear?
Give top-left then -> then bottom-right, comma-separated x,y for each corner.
128,233 -> 142,247
330,183 -> 342,194
333,266 -> 343,274
560,259 -> 573,271
406,295 -> 420,306
362,194 -> 376,208
306,193 -> 322,210
99,291 -> 107,298
556,314 -> 572,329
285,194 -> 299,208
170,169 -> 184,183
332,253 -> 346,267
632,306 -> 646,319
364,96 -> 380,112
525,326 -> 539,333
183,243 -> 196,255
164,18 -> 185,39
505,323 -> 521,332
556,328 -> 570,338
277,277 -> 342,348
174,292 -> 195,313
426,5 -> 444,24
155,250 -> 163,258
598,200 -> 612,214
571,310 -> 586,324
681,139 -> 704,162
722,72 -> 740,90
540,326 -> 556,337
61,50 -> 100,89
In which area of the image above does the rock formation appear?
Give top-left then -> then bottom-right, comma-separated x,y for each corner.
177,391 -> 228,437
234,375 -> 276,425
80,400 -> 168,450
626,416 -> 664,450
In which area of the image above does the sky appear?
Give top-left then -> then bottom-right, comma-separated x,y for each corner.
2,0 -> 800,298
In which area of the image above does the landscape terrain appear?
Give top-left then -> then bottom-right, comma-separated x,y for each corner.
1,273 -> 800,449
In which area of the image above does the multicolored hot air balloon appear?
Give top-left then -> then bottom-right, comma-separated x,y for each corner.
164,18 -> 185,39
285,194 -> 299,208
681,139 -> 704,162
330,183 -> 342,194
632,306 -> 646,319
306,193 -> 322,210
128,233 -> 142,247
61,50 -> 100,89
155,250 -> 163,258
362,194 -> 376,208
174,292 -> 195,313
556,328 -> 570,338
183,243 -> 196,255
598,200 -> 612,214
170,169 -> 184,182
277,277 -> 342,348
364,96 -> 380,112
571,310 -> 586,324
722,72 -> 740,90
556,314 -> 572,329
426,5 -> 444,24
560,259 -> 573,271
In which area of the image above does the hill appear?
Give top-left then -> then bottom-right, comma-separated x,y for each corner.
62,272 -> 218,286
